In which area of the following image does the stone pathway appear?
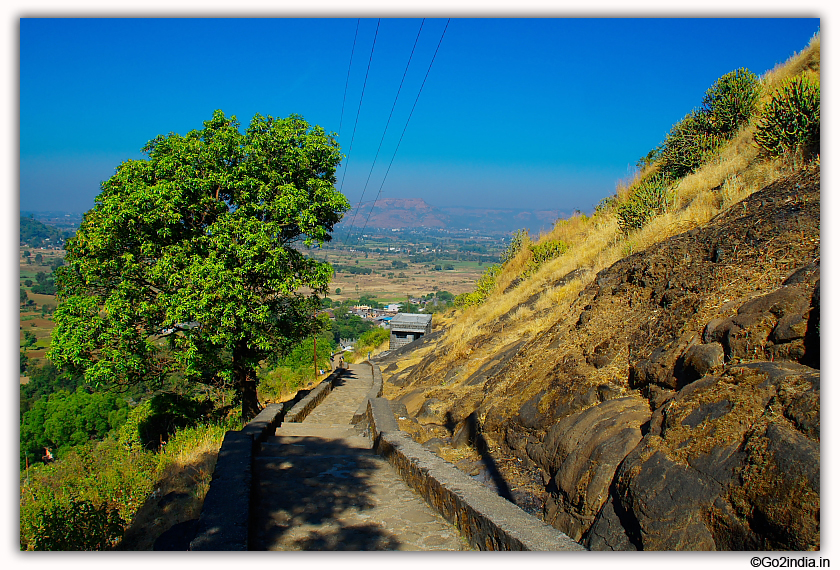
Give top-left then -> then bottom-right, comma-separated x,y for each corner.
250,364 -> 470,551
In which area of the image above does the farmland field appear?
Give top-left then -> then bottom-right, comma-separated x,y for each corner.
19,247 -> 64,371
318,248 -> 487,303
18,226 -> 502,377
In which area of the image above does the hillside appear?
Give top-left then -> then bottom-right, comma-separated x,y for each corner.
374,35 -> 820,550
338,197 -> 568,234
20,215 -> 71,248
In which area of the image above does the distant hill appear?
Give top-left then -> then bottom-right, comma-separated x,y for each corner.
339,198 -> 567,235
440,206 -> 568,235
341,198 -> 450,230
20,216 -> 71,248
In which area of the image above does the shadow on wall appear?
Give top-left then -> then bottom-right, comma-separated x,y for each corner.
445,411 -> 515,503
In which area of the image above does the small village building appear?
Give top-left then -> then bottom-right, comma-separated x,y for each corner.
388,313 -> 432,350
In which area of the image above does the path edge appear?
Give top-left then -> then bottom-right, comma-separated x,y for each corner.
364,370 -> 586,552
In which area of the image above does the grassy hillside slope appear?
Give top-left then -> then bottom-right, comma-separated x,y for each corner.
376,34 -> 820,551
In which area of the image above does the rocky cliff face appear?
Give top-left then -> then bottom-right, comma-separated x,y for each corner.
377,168 -> 820,550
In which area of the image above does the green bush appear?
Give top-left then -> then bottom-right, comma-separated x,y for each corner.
655,68 -> 760,181
358,327 -> 390,351
523,239 -> 569,277
529,239 -> 569,266
615,174 -> 673,235
21,497 -> 125,551
117,392 -> 212,451
755,75 -> 820,162
20,437 -> 156,549
595,194 -> 617,215
658,110 -> 721,180
258,332 -> 336,400
500,229 -> 528,265
455,264 -> 502,309
701,68 -> 761,138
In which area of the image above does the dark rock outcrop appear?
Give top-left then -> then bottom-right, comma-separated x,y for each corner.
529,396 -> 650,541
584,360 -> 819,550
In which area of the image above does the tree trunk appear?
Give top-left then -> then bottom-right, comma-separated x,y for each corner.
234,343 -> 261,422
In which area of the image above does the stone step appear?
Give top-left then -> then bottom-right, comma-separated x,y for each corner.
276,422 -> 358,436
260,422 -> 372,455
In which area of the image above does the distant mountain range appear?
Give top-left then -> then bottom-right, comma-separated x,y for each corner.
338,198 -> 569,235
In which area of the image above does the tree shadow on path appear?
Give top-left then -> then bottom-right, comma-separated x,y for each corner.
249,435 -> 401,551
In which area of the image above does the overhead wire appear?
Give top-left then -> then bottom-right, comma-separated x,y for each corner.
337,19 -> 381,197
337,19 -> 361,139
354,18 -> 450,244
342,18 -> 426,243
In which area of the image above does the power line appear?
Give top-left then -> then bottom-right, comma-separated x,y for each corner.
343,19 -> 426,242
337,19 -> 381,197
337,19 -> 361,139
355,19 -> 450,242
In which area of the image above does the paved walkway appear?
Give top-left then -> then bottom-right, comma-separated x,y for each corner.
250,364 -> 470,551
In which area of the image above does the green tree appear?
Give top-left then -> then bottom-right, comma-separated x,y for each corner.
23,330 -> 37,349
49,110 -> 349,420
20,386 -> 128,466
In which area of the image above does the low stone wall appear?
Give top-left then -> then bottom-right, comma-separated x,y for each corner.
351,361 -> 384,425
190,367 -> 344,550
285,369 -> 342,422
365,395 -> 585,551
189,431 -> 254,551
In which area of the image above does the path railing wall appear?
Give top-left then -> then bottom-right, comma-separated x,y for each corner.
189,360 -> 584,551
189,366 -> 345,551
363,395 -> 585,551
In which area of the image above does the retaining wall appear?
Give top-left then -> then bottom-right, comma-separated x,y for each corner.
351,360 -> 384,424
364,395 -> 585,551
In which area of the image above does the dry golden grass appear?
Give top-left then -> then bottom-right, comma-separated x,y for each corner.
761,33 -> 820,95
117,426 -> 226,550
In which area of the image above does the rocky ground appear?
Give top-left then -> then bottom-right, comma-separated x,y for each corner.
376,167 -> 820,550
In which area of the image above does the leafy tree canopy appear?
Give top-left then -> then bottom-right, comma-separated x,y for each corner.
20,386 -> 129,466
49,110 -> 349,420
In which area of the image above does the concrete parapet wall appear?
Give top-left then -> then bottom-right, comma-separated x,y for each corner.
191,367 -> 344,550
365,396 -> 585,551
189,431 -> 253,550
241,403 -> 285,442
284,368 -> 342,423
351,361 -> 384,425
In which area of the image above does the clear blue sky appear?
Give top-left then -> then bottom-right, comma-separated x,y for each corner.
19,17 -> 820,214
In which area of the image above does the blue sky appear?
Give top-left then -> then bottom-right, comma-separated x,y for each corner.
19,16 -> 820,214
